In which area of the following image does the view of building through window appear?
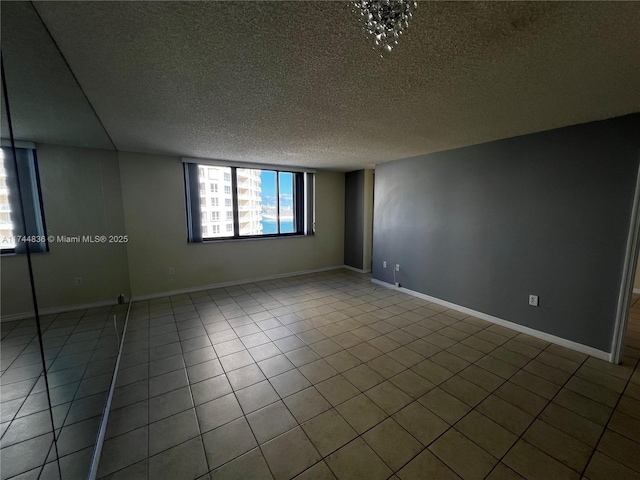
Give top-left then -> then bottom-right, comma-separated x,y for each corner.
0,150 -> 16,249
198,166 -> 235,238
197,165 -> 296,238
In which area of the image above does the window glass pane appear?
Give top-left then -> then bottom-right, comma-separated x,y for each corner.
238,168 -> 270,236
0,150 -> 16,249
279,172 -> 295,234
0,147 -> 47,253
188,163 -> 307,242
199,165 -> 231,238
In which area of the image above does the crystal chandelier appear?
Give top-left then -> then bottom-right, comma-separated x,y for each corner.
352,0 -> 418,56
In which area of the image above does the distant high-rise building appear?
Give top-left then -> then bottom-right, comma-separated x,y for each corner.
198,166 -> 262,237
0,156 -> 16,248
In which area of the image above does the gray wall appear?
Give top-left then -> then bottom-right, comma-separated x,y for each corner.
345,170 -> 365,269
373,114 -> 640,352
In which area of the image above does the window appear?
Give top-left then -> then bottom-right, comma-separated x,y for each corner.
199,182 -> 205,195
210,184 -> 218,193
212,225 -> 220,234
203,225 -> 208,235
211,211 -> 219,222
1,147 -> 47,254
211,198 -> 218,207
184,162 -> 314,241
208,168 -> 216,180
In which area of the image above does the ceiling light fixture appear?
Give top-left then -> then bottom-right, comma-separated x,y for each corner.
352,0 -> 418,57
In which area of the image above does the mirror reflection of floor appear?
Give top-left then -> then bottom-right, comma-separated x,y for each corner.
0,305 -> 127,479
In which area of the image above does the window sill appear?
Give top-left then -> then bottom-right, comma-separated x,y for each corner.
1,251 -> 49,256
194,233 -> 315,245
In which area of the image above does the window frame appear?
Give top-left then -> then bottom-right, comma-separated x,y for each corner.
184,162 -> 314,243
1,145 -> 48,255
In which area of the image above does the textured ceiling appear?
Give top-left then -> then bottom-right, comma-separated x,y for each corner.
3,1 -> 640,170
1,2 -> 114,150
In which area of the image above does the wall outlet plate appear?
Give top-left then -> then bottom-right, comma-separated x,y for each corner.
383,261 -> 387,268
529,295 -> 539,307
395,264 -> 400,271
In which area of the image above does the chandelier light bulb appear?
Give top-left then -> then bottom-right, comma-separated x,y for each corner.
352,0 -> 417,57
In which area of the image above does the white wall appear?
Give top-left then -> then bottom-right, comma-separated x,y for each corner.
1,144 -> 130,316
118,152 -> 345,298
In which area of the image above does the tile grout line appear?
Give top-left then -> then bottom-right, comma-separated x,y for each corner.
195,287 -> 494,477
578,351 -> 640,478
356,318 -> 527,478
478,345 -> 591,479
175,302 -> 214,479
202,288 -> 281,480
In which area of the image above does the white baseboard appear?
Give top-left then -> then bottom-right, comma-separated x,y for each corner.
633,288 -> 640,294
1,299 -> 119,323
371,278 -> 612,362
131,265 -> 353,302
342,265 -> 372,274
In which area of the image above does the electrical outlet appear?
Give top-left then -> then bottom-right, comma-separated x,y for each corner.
395,264 -> 400,272
383,261 -> 387,268
169,267 -> 175,275
529,295 -> 539,307
75,277 -> 83,286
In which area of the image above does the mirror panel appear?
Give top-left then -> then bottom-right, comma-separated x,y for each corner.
1,3 -> 129,479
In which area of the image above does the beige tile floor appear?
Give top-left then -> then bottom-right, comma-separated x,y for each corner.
88,270 -> 640,480
33,270 -> 640,479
